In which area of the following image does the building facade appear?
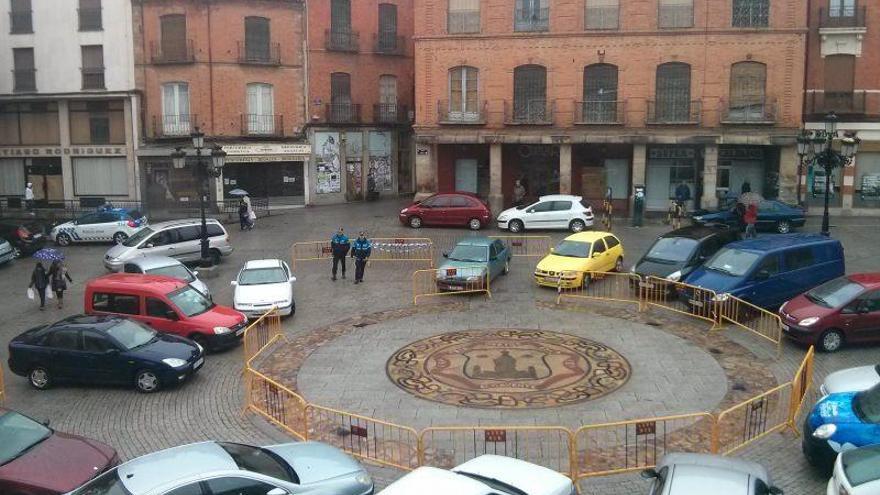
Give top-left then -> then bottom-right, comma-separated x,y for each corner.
133,0 -> 309,210
1,0 -> 140,206
804,0 -> 880,214
413,0 -> 807,215
305,0 -> 414,204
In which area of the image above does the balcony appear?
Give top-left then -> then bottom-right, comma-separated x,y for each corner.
818,6 -> 867,57
437,100 -> 488,125
152,114 -> 197,138
574,100 -> 625,125
81,68 -> 105,90
646,99 -> 701,124
805,91 -> 874,119
325,29 -> 360,53
237,42 -> 281,65
720,98 -> 777,124
13,69 -> 36,92
373,104 -> 409,124
242,114 -> 284,137
514,8 -> 549,32
819,6 -> 866,28
374,33 -> 405,56
504,100 -> 555,125
151,40 -> 196,64
325,103 -> 361,124
448,10 -> 480,34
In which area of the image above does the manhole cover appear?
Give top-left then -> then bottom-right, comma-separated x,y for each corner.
386,329 -> 631,409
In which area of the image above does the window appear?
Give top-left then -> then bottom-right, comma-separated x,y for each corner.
377,4 -> 398,52
829,0 -> 855,17
448,0 -> 480,34
592,239 -> 607,254
10,0 -> 32,34
755,255 -> 780,276
377,75 -> 398,122
655,62 -> 692,122
113,294 -> 140,315
552,201 -> 573,211
73,158 -> 128,196
450,196 -> 473,207
206,224 -> 225,237
12,48 -> 36,92
860,291 -> 880,313
658,0 -> 694,28
0,159 -> 25,194
78,0 -> 102,31
784,248 -> 815,271
449,66 -> 479,121
246,83 -> 275,135
146,229 -> 179,247
528,201 -> 553,213
69,100 -> 124,144
331,0 -> 352,33
728,62 -> 767,120
732,0 -> 769,27
824,55 -> 856,113
81,45 -> 105,89
586,0 -> 619,29
330,72 -> 353,121
82,332 -> 113,352
165,483 -> 204,495
582,63 -> 619,123
159,14 -> 188,62
205,477 -> 278,495
162,82 -> 191,136
244,16 -> 270,62
515,0 -> 549,32
605,236 -> 620,249
176,226 -> 201,242
146,298 -> 174,319
47,330 -> 80,350
513,65 -> 548,122
2,103 -> 61,145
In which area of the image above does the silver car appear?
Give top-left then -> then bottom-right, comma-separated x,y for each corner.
0,238 -> 13,266
103,218 -> 233,271
641,453 -> 782,495
122,255 -> 211,300
67,441 -> 373,495
820,365 -> 880,396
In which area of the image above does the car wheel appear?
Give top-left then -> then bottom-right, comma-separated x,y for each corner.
468,218 -> 482,231
569,219 -> 586,233
55,233 -> 71,246
112,232 -> 128,244
29,367 -> 51,390
210,249 -> 222,266
408,216 -> 422,229
776,220 -> 791,234
135,370 -> 161,393
503,259 -> 510,275
508,220 -> 524,233
614,257 -> 624,272
819,329 -> 844,353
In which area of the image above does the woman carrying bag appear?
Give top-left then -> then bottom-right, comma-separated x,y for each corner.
48,260 -> 73,309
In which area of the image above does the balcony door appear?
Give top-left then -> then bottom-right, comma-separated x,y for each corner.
330,72 -> 353,122
378,75 -> 398,122
449,66 -> 479,122
655,62 -> 691,122
247,83 -> 274,135
729,62 -> 766,121
160,15 -> 187,61
824,55 -> 856,113
583,64 -> 618,123
513,65 -> 547,122
161,82 -> 190,136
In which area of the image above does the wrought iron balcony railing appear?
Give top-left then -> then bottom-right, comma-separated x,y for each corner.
373,104 -> 409,124
720,97 -> 777,124
237,41 -> 281,65
13,69 -> 36,92
374,33 -> 405,55
646,99 -> 701,124
151,40 -> 196,64
242,114 -> 284,136
325,29 -> 360,52
504,99 -> 555,125
152,114 -> 197,138
574,100 -> 625,124
819,5 -> 866,28
437,100 -> 488,125
325,103 -> 361,124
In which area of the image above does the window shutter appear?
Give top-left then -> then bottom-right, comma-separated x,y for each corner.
81,45 -> 104,69
331,73 -> 351,103
379,4 -> 397,34
513,65 -> 547,120
465,68 -> 478,112
245,17 -> 270,60
379,75 -> 397,104
655,63 -> 691,120
161,15 -> 187,60
247,84 -> 259,115
331,0 -> 352,32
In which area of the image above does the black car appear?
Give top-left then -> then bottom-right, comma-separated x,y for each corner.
8,315 -> 204,393
632,225 -> 740,283
0,221 -> 46,258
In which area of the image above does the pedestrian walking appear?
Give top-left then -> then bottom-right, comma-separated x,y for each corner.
351,231 -> 372,284
48,260 -> 73,309
24,182 -> 34,210
741,181 -> 752,195
29,262 -> 49,310
513,180 -> 526,207
238,198 -> 249,231
744,203 -> 758,238
674,182 -> 691,210
244,196 -> 255,230
330,228 -> 350,281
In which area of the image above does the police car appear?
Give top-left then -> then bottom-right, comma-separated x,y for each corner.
51,208 -> 147,246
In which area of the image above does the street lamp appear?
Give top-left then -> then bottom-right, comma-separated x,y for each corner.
169,127 -> 227,267
795,130 -> 814,207
795,112 -> 860,237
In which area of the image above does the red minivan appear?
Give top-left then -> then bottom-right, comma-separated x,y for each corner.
399,192 -> 492,230
85,273 -> 248,351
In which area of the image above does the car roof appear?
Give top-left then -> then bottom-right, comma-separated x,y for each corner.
453,455 -> 572,495
565,231 -> 615,242
117,442 -> 236,494
659,453 -> 770,489
455,236 -> 494,247
47,314 -> 126,332
724,233 -> 839,253
433,191 -> 482,199
847,273 -> 880,288
667,464 -> 751,494
381,467 -> 492,495
841,444 -> 880,487
661,225 -> 731,240
537,194 -> 582,202
125,255 -> 186,270
88,273 -> 188,293
243,259 -> 284,270
147,218 -> 222,229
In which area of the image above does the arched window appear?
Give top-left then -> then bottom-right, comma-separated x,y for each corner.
582,64 -> 618,123
513,65 -> 547,123
729,62 -> 767,121
448,66 -> 479,121
655,62 -> 691,122
330,72 -> 354,122
246,83 -> 274,134
161,82 -> 190,136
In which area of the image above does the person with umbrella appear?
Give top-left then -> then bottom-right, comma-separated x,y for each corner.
29,262 -> 49,310
351,231 -> 372,284
48,260 -> 73,309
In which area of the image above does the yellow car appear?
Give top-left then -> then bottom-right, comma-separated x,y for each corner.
534,231 -> 625,288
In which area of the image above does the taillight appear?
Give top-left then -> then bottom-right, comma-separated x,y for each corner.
16,227 -> 30,239
127,220 -> 137,228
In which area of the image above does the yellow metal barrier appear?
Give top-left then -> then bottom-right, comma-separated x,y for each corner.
245,365 -> 308,441
788,346 -> 815,434
556,271 -> 643,309
641,276 -> 719,326
420,426 -> 575,478
575,413 -> 716,478
412,265 -> 491,304
717,295 -> 783,349
713,382 -> 794,455
242,308 -> 282,363
306,404 -> 421,470
489,235 -> 551,257
291,237 -> 435,269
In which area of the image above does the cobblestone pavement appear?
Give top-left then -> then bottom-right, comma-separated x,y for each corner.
0,200 -> 877,494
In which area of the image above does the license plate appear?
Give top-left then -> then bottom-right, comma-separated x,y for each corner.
781,324 -> 790,332
688,299 -> 704,308
447,285 -> 464,291
545,277 -> 559,283
235,327 -> 246,336
193,358 -> 204,370
639,282 -> 654,289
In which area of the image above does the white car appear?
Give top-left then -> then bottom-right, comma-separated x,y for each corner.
827,444 -> 880,495
51,208 -> 147,246
232,259 -> 296,318
821,365 -> 880,396
641,453 -> 782,495
0,238 -> 14,265
497,195 -> 594,233
380,455 -> 575,495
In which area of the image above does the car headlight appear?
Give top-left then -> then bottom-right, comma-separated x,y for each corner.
798,317 -> 820,327
666,270 -> 682,282
712,293 -> 731,302
400,208 -> 408,214
355,473 -> 372,486
466,274 -> 483,281
812,423 -> 837,439
213,326 -> 232,335
498,214 -> 509,221
195,342 -> 205,354
693,216 -> 703,222
162,358 -> 187,368
629,265 -> 636,273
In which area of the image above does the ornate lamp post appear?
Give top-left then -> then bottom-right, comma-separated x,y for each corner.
170,127 -> 227,267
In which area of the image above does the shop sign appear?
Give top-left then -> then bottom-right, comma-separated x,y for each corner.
719,148 -> 764,160
221,143 -> 310,155
0,146 -> 126,157
649,148 -> 695,160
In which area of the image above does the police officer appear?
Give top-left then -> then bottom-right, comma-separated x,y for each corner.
351,231 -> 372,284
330,228 -> 350,281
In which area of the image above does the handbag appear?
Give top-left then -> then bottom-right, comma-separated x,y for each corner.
248,210 -> 256,222
27,288 -> 34,300
46,287 -> 54,300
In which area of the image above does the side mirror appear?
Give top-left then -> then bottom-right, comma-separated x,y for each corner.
192,270 -> 199,276
640,468 -> 658,480
144,243 -> 154,249
754,269 -> 771,281
165,310 -> 179,321
41,419 -> 51,427
442,252 -> 449,258
549,247 -> 555,253
289,276 -> 297,283
230,281 -> 238,286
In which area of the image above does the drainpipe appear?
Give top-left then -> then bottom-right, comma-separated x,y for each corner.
301,0 -> 310,138
207,0 -> 215,135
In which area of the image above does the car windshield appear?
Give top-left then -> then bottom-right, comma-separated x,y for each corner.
842,445 -> 880,487
645,237 -> 699,263
146,265 -> 194,282
553,240 -> 591,258
805,277 -> 865,309
168,285 -> 215,317
219,442 -> 297,484
448,245 -> 488,263
704,248 -> 761,277
854,383 -> 880,423
68,468 -> 132,495
105,319 -> 156,350
123,227 -> 153,247
454,471 -> 528,495
0,411 -> 52,466
239,267 -> 288,285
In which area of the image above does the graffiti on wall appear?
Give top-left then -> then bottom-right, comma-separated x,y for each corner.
315,132 -> 342,194
368,131 -> 393,192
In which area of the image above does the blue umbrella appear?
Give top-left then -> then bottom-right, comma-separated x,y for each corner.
32,248 -> 65,262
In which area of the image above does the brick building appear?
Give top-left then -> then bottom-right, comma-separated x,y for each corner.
133,0 -> 309,209
804,0 -> 880,214
305,0 -> 414,204
413,0 -> 808,215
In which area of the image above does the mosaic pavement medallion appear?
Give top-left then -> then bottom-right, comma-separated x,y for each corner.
386,329 -> 632,409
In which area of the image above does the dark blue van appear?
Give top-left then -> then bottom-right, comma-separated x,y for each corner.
683,234 -> 844,309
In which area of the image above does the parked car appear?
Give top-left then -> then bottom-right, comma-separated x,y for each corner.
232,259 -> 296,318
381,455 -> 574,495
8,314 -> 204,393
827,444 -> 880,495
399,192 -> 492,230
0,221 -> 47,258
85,273 -> 247,351
51,208 -> 147,246
802,382 -> 880,471
121,255 -> 211,300
435,237 -> 510,291
820,365 -> 880,396
534,231 -> 624,289
779,274 -> 880,352
103,218 -> 233,271
497,194 -> 595,233
640,453 -> 782,495
0,407 -> 118,494
691,200 -> 806,234
67,441 -> 373,495
683,234 -> 844,309
632,225 -> 740,283
0,238 -> 13,266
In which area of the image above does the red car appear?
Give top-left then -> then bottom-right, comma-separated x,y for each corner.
399,192 -> 492,230
779,273 -> 880,352
0,408 -> 118,495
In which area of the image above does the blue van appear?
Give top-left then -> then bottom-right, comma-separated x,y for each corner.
683,234 -> 844,309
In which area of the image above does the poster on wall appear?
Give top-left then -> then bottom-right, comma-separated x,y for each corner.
346,133 -> 363,199
315,132 -> 341,194
368,131 -> 393,191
